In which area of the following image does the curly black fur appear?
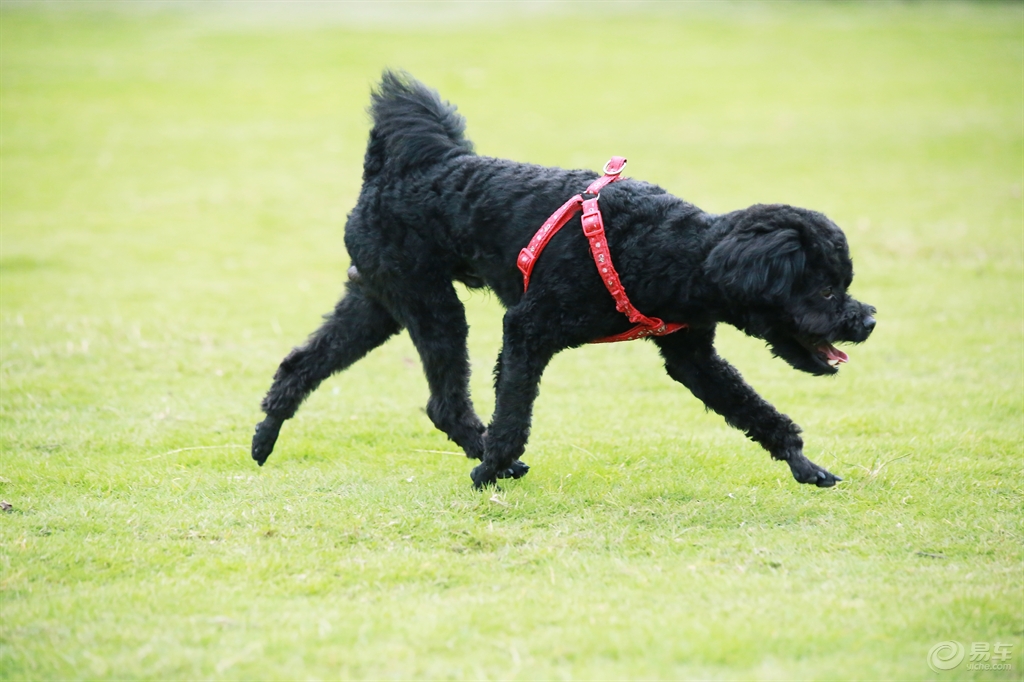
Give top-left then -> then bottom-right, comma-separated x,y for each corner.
253,71 -> 877,489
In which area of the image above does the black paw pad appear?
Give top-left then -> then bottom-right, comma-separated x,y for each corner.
496,460 -> 530,480
251,419 -> 281,466
470,463 -> 498,489
788,456 -> 840,488
814,471 -> 841,488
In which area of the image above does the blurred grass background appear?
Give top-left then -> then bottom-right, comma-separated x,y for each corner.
1,1 -> 1021,680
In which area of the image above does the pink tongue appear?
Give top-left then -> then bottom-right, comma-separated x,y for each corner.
820,344 -> 849,364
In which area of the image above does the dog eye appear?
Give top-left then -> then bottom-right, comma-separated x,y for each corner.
821,287 -> 834,299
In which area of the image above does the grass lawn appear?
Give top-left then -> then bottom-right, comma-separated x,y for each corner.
1,1 -> 1022,679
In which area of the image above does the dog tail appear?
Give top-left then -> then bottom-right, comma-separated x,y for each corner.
362,70 -> 474,179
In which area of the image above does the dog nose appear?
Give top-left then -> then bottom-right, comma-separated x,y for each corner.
863,315 -> 876,332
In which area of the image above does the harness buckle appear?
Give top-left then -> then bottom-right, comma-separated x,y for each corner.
518,248 -> 535,269
581,212 -> 604,238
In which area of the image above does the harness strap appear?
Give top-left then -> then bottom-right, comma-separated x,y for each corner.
516,193 -> 584,291
517,157 -> 686,344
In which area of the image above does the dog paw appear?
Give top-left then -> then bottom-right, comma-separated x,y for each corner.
787,456 -> 841,488
251,417 -> 282,466
496,459 -> 529,480
470,463 -> 499,489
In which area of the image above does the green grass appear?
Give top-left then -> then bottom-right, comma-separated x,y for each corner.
1,2 -> 1022,679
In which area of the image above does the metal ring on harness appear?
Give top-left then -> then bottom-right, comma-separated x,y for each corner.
603,158 -> 627,175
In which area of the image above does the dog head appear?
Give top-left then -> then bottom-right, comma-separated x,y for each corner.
704,204 -> 876,376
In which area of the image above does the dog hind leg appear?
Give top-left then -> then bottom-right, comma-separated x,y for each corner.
253,284 -> 401,466
389,281 -> 490,462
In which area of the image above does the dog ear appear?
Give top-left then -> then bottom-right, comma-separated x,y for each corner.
705,223 -> 806,301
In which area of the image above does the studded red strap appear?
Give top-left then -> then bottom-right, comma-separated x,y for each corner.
517,157 -> 686,344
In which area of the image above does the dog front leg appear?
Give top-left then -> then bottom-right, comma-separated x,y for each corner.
253,284 -> 401,466
655,331 -> 840,487
471,310 -> 556,488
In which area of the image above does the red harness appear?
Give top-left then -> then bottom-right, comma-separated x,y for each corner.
517,157 -> 687,344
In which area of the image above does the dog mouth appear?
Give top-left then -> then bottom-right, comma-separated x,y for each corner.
818,342 -> 849,368
764,329 -> 852,376
799,338 -> 849,370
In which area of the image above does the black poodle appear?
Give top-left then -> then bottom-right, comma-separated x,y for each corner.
252,71 -> 876,489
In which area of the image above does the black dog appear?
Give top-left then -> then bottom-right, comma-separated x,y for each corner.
252,71 -> 876,489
